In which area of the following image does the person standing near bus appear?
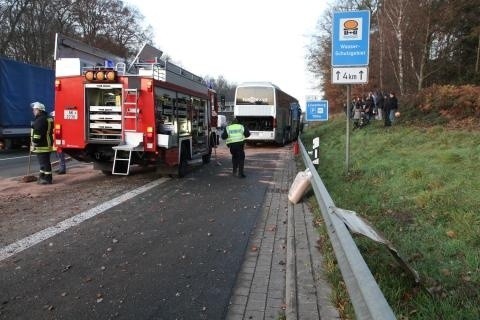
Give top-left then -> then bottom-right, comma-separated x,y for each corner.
222,118 -> 250,178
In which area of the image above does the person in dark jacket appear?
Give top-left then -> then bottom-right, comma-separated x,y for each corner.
375,90 -> 384,120
388,92 -> 398,124
31,102 -> 54,184
383,93 -> 392,126
384,92 -> 399,126
221,118 -> 250,178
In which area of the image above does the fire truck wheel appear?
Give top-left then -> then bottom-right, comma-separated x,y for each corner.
178,154 -> 188,178
202,152 -> 211,164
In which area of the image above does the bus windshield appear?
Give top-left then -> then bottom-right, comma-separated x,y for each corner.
235,87 -> 274,105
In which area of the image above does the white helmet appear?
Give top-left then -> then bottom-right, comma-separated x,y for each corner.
31,102 -> 45,111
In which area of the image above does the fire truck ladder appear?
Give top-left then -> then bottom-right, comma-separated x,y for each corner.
123,88 -> 140,132
112,89 -> 143,175
112,131 -> 144,175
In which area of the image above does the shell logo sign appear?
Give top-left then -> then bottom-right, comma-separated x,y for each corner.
340,18 -> 362,41
343,20 -> 358,35
332,10 -> 370,66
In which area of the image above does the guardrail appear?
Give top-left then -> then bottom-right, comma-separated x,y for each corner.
298,138 -> 396,320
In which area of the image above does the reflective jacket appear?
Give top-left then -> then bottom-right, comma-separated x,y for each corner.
31,112 -> 54,153
225,123 -> 246,145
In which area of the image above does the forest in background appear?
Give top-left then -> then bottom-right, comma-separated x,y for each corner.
0,0 -> 238,101
306,0 -> 480,115
0,0 -> 151,68
1,0 -> 479,114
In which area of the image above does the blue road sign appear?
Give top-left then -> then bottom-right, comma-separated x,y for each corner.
332,10 -> 370,66
306,100 -> 328,121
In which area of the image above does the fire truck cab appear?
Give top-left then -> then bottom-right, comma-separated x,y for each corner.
53,34 -> 218,176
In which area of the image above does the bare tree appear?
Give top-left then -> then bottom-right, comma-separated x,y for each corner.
402,0 -> 441,92
69,0 -> 152,59
0,0 -> 153,67
381,0 -> 412,95
0,0 -> 33,57
475,26 -> 480,74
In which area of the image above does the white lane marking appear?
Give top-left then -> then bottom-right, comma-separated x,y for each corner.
0,155 -> 29,161
0,177 -> 169,262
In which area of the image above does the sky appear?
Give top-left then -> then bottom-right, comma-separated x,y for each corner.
125,0 -> 328,108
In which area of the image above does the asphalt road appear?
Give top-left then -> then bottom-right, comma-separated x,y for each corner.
0,149 -> 35,178
0,145 -> 283,319
0,149 -> 78,179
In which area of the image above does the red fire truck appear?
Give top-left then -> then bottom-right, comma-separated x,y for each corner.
53,34 -> 218,176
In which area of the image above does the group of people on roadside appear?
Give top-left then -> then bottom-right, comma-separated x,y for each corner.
348,90 -> 399,128
30,102 -> 66,185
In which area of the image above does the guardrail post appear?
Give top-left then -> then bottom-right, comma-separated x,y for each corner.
312,137 -> 319,167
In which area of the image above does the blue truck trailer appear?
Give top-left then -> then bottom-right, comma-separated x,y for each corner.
0,57 -> 54,149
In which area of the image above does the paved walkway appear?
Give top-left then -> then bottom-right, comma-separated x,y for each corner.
226,146 -> 340,319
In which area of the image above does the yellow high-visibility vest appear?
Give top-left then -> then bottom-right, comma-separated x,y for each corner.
226,124 -> 245,144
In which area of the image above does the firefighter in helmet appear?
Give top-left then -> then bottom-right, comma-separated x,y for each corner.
221,117 -> 250,178
31,102 -> 54,184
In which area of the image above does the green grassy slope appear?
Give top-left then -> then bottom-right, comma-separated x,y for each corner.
301,115 -> 480,319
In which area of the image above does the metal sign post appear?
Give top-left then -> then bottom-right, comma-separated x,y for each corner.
346,85 -> 351,171
331,10 -> 371,173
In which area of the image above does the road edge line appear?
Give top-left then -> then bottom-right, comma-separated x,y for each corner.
0,177 -> 169,262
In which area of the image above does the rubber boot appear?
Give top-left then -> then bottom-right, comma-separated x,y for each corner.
40,173 -> 53,185
37,172 -> 45,184
238,163 -> 246,178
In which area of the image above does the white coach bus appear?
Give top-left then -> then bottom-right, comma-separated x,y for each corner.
234,82 -> 302,145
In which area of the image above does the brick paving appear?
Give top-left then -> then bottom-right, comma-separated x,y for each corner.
226,146 -> 340,320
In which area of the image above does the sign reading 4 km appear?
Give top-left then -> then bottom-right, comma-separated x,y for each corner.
331,10 -> 370,67
332,66 -> 368,84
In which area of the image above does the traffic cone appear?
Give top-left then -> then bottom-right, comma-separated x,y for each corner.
293,140 -> 299,155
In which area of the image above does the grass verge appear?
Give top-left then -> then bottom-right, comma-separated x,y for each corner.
300,115 -> 480,319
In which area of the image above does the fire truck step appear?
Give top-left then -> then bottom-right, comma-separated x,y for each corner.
112,149 -> 132,175
187,158 -> 203,166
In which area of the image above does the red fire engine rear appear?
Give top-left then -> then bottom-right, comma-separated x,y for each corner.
53,34 -> 218,176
